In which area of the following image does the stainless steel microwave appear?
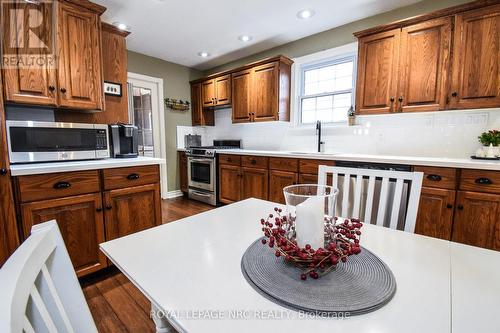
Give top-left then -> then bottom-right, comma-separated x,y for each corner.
6,120 -> 110,164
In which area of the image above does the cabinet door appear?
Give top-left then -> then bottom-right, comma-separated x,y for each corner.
219,164 -> 241,204
215,74 -> 231,106
201,79 -> 215,107
21,193 -> 106,276
415,187 -> 455,240
452,191 -> 500,250
191,83 -> 202,126
104,183 -> 162,241
241,167 -> 268,200
57,2 -> 103,110
2,1 -> 57,106
356,29 -> 401,114
231,69 -> 252,123
252,62 -> 279,122
450,5 -> 500,109
179,151 -> 188,193
269,170 -> 298,204
398,18 -> 452,112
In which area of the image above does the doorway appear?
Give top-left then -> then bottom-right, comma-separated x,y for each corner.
127,72 -> 167,198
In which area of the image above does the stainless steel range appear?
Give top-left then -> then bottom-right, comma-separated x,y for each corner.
186,140 -> 241,205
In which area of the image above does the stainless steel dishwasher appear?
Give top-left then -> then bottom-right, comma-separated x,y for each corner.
333,161 -> 412,230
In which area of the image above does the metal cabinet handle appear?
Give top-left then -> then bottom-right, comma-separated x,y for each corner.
398,96 -> 403,112
426,174 -> 442,182
457,204 -> 464,210
127,173 -> 140,180
451,92 -> 458,97
96,207 -> 103,212
53,181 -> 71,189
60,88 -> 67,93
446,204 -> 453,209
48,86 -> 55,92
227,158 -> 232,162
106,205 -> 112,210
389,97 -> 395,112
251,159 -> 257,165
475,177 -> 493,185
0,168 -> 7,176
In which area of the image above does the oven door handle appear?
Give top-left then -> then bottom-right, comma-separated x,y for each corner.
191,191 -> 212,197
189,158 -> 213,163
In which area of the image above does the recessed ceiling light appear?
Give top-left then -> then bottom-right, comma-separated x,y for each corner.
113,22 -> 130,31
198,51 -> 210,58
297,9 -> 315,19
238,35 -> 253,42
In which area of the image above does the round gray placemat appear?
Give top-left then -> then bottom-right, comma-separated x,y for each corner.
241,237 -> 396,316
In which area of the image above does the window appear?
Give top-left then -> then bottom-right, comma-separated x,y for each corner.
298,56 -> 355,124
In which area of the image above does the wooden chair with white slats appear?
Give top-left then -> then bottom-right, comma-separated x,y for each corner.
318,166 -> 424,233
0,220 -> 98,333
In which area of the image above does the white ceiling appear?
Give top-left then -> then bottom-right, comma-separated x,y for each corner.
94,0 -> 422,71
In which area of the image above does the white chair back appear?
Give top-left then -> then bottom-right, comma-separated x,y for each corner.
0,220 -> 97,333
318,166 -> 423,233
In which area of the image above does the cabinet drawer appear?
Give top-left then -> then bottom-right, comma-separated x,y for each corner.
103,165 -> 160,191
299,159 -> 335,174
219,154 -> 241,166
414,166 -> 457,190
269,157 -> 298,172
241,155 -> 268,168
459,169 -> 500,194
17,170 -> 100,203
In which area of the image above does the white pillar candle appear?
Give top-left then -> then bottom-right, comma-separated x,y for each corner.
295,196 -> 324,250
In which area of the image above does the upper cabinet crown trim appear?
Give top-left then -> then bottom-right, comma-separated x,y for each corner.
61,0 -> 106,15
353,0 -> 499,38
102,22 -> 131,37
190,55 -> 293,84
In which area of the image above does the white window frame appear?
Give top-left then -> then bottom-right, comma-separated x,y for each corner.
291,42 -> 358,127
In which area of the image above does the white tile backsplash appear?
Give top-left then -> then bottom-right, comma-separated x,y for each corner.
177,108 -> 500,158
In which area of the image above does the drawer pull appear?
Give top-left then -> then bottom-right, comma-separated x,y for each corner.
475,177 -> 492,185
426,174 -> 442,182
0,168 -> 7,176
446,204 -> 453,209
251,159 -> 257,165
106,205 -> 112,210
457,204 -> 464,210
96,207 -> 103,212
227,158 -> 232,162
53,181 -> 71,189
127,173 -> 140,180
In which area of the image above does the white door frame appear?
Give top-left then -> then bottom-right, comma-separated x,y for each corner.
127,72 -> 168,199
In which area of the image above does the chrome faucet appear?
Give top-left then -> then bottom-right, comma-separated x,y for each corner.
316,120 -> 325,153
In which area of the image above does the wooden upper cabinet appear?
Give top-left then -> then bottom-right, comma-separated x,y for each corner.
201,79 -> 216,107
252,61 -> 279,121
450,4 -> 500,109
398,17 -> 452,112
215,74 -> 231,106
191,83 -> 202,126
2,1 -> 57,106
57,1 -> 103,110
232,69 -> 252,123
356,29 -> 401,114
452,190 -> 500,250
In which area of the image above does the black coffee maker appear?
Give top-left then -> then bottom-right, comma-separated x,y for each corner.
109,124 -> 139,158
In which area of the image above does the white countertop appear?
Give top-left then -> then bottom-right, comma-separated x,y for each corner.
10,156 -> 166,176
101,198 -> 500,333
212,149 -> 500,171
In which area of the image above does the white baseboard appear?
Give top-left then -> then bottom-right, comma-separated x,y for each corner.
164,190 -> 184,199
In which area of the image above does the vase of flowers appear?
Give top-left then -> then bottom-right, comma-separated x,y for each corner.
478,130 -> 500,157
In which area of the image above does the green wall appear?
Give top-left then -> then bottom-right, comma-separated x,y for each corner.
127,50 -> 203,192
206,0 -> 470,74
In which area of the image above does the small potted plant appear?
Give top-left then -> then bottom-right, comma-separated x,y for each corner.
478,130 -> 500,157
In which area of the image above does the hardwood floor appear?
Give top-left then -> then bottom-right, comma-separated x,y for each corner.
81,196 -> 214,333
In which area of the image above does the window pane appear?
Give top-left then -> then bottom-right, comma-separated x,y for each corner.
300,93 -> 351,124
302,60 -> 354,96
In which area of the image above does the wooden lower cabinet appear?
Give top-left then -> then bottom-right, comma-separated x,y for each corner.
219,164 -> 241,204
21,193 -> 107,277
104,183 -> 162,241
415,187 -> 456,240
269,170 -> 298,204
451,191 -> 500,250
241,167 -> 268,200
179,151 -> 188,193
